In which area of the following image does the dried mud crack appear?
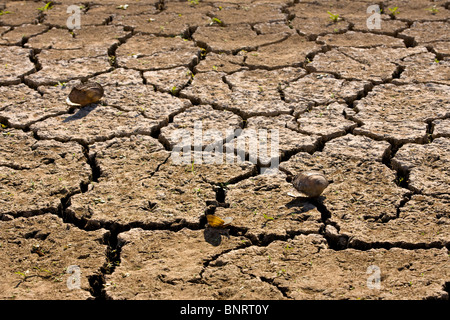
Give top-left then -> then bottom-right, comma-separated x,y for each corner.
1,0 -> 449,300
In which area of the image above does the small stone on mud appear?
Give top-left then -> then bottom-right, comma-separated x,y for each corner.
66,81 -> 104,107
291,171 -> 329,198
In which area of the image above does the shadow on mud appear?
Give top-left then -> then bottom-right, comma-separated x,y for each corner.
203,227 -> 230,246
63,104 -> 99,122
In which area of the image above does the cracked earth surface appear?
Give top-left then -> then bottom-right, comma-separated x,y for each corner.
0,0 -> 449,300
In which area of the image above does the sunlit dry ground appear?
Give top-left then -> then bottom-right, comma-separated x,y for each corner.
0,0 -> 449,300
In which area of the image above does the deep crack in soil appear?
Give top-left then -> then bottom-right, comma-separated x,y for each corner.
0,0 -> 449,300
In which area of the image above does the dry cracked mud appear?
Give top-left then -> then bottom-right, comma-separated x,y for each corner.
0,0 -> 449,301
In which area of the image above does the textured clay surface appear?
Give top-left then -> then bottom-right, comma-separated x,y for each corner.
0,0 -> 448,301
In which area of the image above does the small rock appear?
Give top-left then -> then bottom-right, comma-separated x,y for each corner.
292,171 -> 329,198
67,81 -> 104,107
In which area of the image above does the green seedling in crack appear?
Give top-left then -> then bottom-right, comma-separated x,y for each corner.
188,0 -> 199,6
327,11 -> 340,23
38,2 -> 53,12
0,10 -> 12,15
388,7 -> 399,17
55,81 -> 67,88
108,55 -> 116,66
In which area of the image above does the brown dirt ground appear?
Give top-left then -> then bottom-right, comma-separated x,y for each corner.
0,0 -> 449,300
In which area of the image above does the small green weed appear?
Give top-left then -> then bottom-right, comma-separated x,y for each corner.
327,11 -> 340,23
263,213 -> 274,221
427,5 -> 439,15
388,7 -> 400,16
210,17 -> 223,25
38,2 -> 53,11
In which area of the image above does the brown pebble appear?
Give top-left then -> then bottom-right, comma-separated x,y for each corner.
67,81 -> 104,107
292,171 -> 329,198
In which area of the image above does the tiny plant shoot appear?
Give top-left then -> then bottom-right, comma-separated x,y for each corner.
427,5 -> 439,15
327,11 -> 340,23
38,2 -> 53,11
388,7 -> 400,16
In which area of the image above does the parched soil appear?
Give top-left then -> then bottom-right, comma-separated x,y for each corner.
0,0 -> 449,300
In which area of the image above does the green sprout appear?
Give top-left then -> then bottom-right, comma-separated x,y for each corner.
0,10 -> 12,15
185,160 -> 196,174
427,5 -> 439,15
15,271 -> 27,278
210,17 -> 223,25
327,11 -> 340,23
188,0 -> 199,6
108,55 -> 116,66
263,213 -> 274,221
388,7 -> 400,16
170,86 -> 178,95
276,268 -> 286,276
38,2 -> 53,11
55,81 -> 67,88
